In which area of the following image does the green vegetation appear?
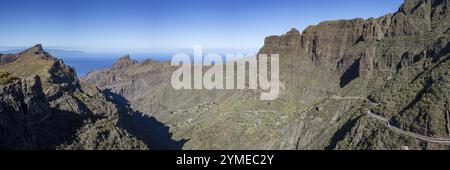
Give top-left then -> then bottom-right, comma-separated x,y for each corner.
369,56 -> 449,136
0,70 -> 17,85
334,55 -> 450,149
1,54 -> 54,82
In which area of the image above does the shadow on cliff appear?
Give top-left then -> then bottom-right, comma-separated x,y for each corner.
340,58 -> 360,88
0,108 -> 85,150
0,78 -> 86,150
36,110 -> 85,149
104,89 -> 187,150
325,115 -> 361,150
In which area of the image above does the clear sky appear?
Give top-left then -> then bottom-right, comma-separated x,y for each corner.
0,0 -> 403,53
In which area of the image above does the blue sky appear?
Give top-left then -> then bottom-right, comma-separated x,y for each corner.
0,0 -> 403,53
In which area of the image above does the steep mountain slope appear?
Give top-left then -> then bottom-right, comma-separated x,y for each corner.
0,45 -> 149,149
83,0 -> 449,150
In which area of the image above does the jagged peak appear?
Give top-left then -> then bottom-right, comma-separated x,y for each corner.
396,0 -> 449,15
112,55 -> 137,69
33,44 -> 43,49
16,44 -> 58,62
1,45 -> 78,84
24,44 -> 44,54
287,28 -> 301,35
398,0 -> 428,14
141,59 -> 156,65
260,27 -> 302,54
265,28 -> 301,41
119,54 -> 131,61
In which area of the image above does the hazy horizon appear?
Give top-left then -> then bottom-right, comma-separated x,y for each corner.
0,0 -> 403,54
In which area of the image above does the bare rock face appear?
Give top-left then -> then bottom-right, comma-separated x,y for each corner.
0,45 -> 149,150
21,75 -> 52,118
260,28 -> 301,54
361,18 -> 385,42
0,75 -> 51,127
83,57 -> 176,116
301,18 -> 366,66
263,0 -> 448,86
112,55 -> 138,70
388,0 -> 433,36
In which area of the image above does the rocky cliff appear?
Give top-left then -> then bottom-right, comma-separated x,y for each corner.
0,45 -> 150,150
263,0 -> 450,149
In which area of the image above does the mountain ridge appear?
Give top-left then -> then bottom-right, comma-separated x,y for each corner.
0,45 -> 164,149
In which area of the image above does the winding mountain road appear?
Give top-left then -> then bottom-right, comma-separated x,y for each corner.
330,96 -> 366,100
312,95 -> 450,144
367,111 -> 450,144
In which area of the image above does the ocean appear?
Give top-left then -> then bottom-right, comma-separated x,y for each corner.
59,52 -> 254,77
1,48 -> 256,77
50,52 -> 173,77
